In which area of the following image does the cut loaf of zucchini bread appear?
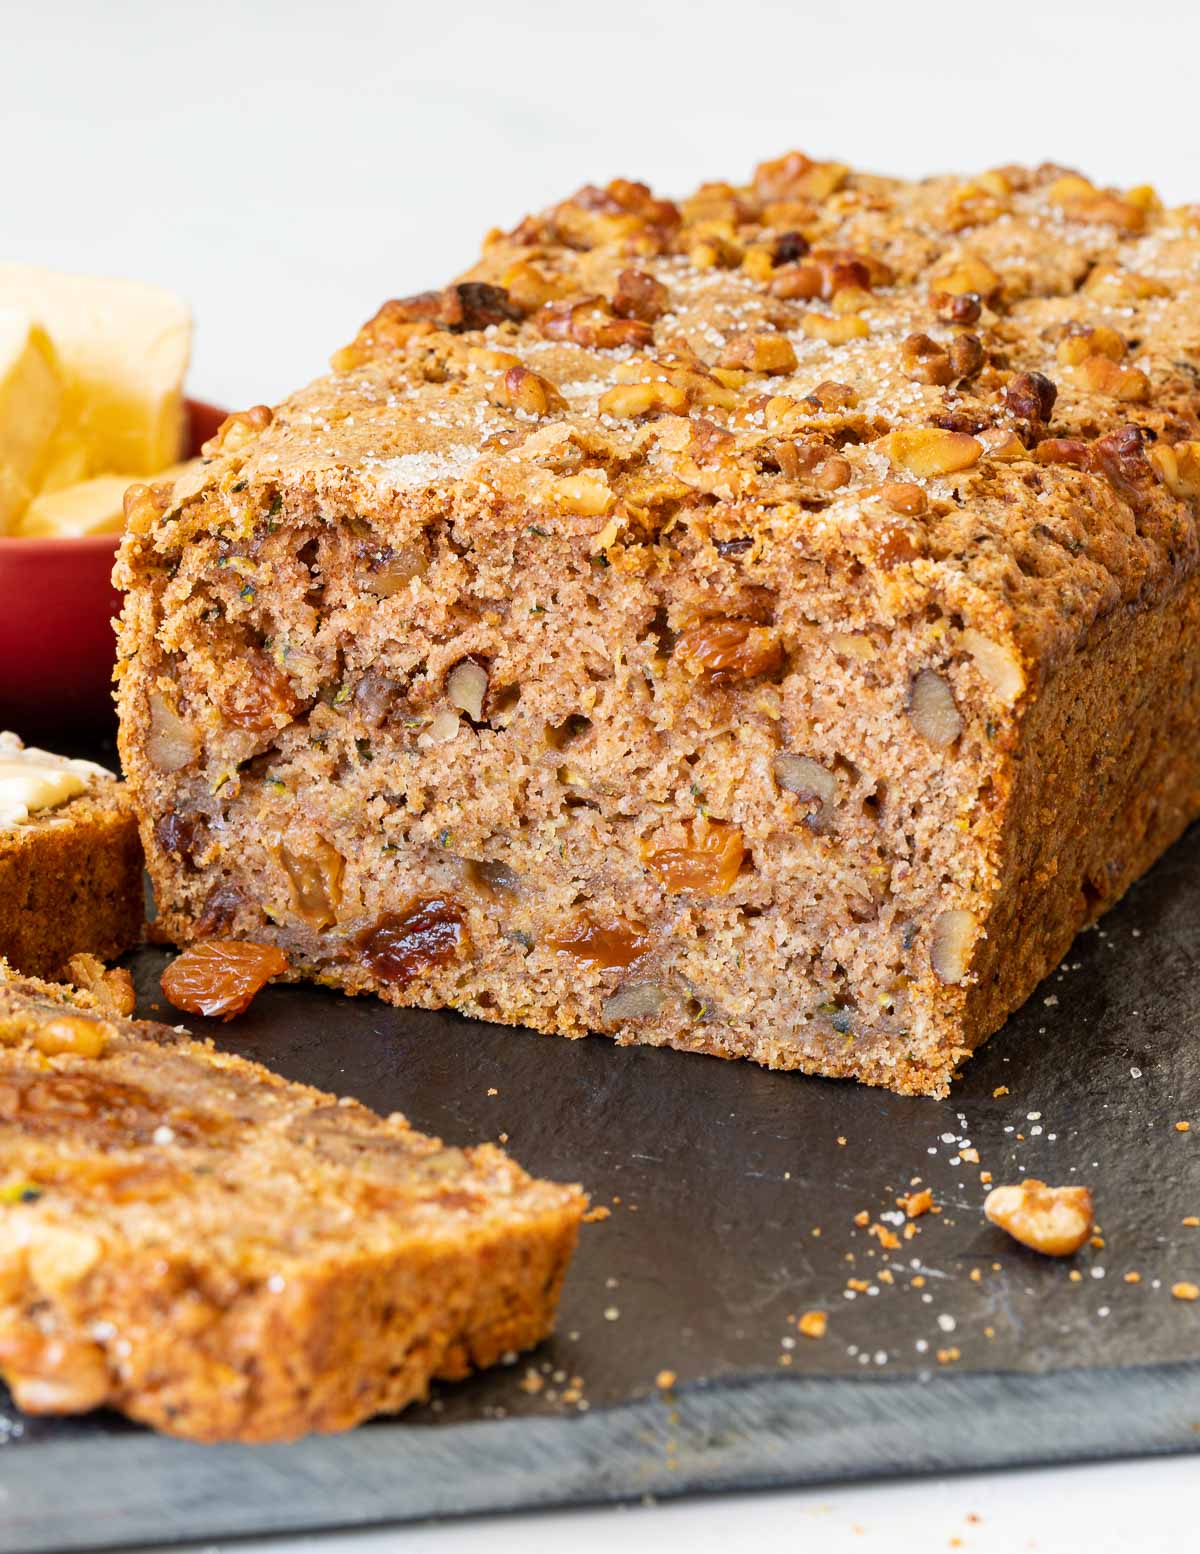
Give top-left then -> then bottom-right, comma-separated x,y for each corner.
116,153 -> 1200,1096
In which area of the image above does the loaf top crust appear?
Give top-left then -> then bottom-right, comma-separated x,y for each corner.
124,154 -> 1200,684
0,965 -> 585,1278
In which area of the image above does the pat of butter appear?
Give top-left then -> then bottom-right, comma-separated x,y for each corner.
16,461 -> 193,539
0,265 -> 191,478
0,733 -> 112,827
0,308 -> 63,534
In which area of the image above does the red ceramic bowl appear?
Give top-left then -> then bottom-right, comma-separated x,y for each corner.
0,399 -> 228,734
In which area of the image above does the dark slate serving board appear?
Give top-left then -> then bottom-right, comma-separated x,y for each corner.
4,817 -> 1200,1551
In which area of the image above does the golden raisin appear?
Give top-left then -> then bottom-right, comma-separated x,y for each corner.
547,918 -> 653,969
675,619 -> 783,682
213,650 -> 299,732
277,840 -> 345,931
358,898 -> 468,986
162,941 -> 289,1021
644,820 -> 745,895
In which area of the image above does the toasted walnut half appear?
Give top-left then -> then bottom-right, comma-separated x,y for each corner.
984,1180 -> 1094,1257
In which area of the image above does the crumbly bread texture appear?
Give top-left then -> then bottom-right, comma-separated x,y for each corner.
0,763 -> 143,981
115,154 -> 1200,1097
0,964 -> 584,1442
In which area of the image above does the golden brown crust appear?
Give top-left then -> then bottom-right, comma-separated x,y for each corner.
0,965 -> 585,1442
0,782 -> 144,980
114,154 -> 1200,1096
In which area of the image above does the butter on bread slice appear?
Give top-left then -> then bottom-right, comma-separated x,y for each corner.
0,265 -> 191,479
16,461 -> 196,539
0,308 -> 63,534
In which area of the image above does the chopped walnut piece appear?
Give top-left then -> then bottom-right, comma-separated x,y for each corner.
1149,440 -> 1200,499
612,268 -> 670,322
1071,355 -> 1151,402
1004,370 -> 1058,422
147,689 -> 199,773
1091,425 -> 1156,506
599,381 -> 689,418
537,297 -> 654,350
901,332 -> 954,387
774,753 -> 838,809
123,480 -> 177,536
882,427 -> 981,478
65,955 -> 137,1018
930,909 -> 977,985
960,629 -> 1024,703
334,285 -> 523,367
491,366 -> 565,416
1057,324 -> 1126,365
984,1180 -> 1094,1256
719,333 -> 798,375
1046,177 -> 1145,233
947,333 -> 984,381
753,150 -> 848,203
898,1188 -> 933,1218
933,255 -> 1001,300
1035,437 -> 1090,468
602,982 -> 668,1021
447,660 -> 489,722
815,454 -> 852,490
931,290 -> 983,325
879,481 -> 928,515
551,473 -> 613,516
201,404 -> 273,459
908,669 -> 962,746
499,260 -> 567,311
803,380 -> 858,411
802,313 -> 869,344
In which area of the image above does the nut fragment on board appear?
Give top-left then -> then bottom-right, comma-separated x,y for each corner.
984,1180 -> 1094,1256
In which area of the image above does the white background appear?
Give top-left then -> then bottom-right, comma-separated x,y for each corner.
4,1 -> 1200,1548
